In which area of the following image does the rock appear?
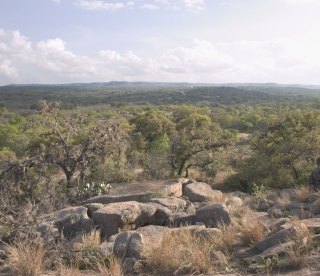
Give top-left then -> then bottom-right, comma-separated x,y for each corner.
195,228 -> 222,239
123,257 -> 137,274
82,179 -> 184,205
39,206 -> 92,239
286,202 -> 312,210
254,199 -> 270,212
170,225 -> 206,236
92,201 -> 172,236
150,197 -> 190,213
172,213 -> 196,227
113,232 -> 143,259
256,224 -> 308,252
208,249 -> 228,266
226,196 -> 242,208
257,241 -> 294,259
0,250 -> 6,260
98,241 -> 114,256
196,204 -> 231,227
281,218 -> 320,230
183,182 -> 223,202
113,225 -> 169,259
229,191 -> 249,198
84,203 -> 104,218
267,206 -> 284,218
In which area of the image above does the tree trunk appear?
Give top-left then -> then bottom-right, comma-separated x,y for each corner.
178,157 -> 188,176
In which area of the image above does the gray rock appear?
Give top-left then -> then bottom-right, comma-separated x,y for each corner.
208,249 -> 228,266
92,201 -> 172,236
226,196 -> 243,208
39,206 -> 91,239
123,257 -> 138,274
196,203 -> 231,227
113,225 -> 169,259
150,197 -> 187,213
183,182 -> 223,202
256,224 -> 308,252
84,203 -> 104,218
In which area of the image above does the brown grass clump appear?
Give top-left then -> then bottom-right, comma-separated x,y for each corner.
292,185 -> 312,202
216,224 -> 239,254
240,221 -> 267,247
6,242 -> 46,276
145,229 -> 215,274
282,221 -> 314,270
81,229 -> 101,250
97,257 -> 123,276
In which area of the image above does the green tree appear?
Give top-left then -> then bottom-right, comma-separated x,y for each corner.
170,107 -> 230,177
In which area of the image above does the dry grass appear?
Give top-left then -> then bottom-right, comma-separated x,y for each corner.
240,221 -> 267,247
213,170 -> 236,186
6,242 -> 46,276
59,256 -> 123,276
281,221 -> 314,270
292,185 -> 312,202
273,193 -> 291,207
228,201 -> 252,223
97,257 -> 123,276
81,229 -> 101,250
216,223 -> 239,254
145,229 -> 216,274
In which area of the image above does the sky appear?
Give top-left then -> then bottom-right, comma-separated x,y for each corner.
0,0 -> 320,85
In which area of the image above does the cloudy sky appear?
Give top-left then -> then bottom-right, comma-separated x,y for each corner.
0,0 -> 320,85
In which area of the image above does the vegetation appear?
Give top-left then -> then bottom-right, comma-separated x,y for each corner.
2,84 -> 320,274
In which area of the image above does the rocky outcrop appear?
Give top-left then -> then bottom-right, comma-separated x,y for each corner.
82,179 -> 184,205
183,182 -> 223,202
92,201 -> 172,236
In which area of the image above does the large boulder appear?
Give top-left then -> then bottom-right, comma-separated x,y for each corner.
196,203 -> 231,227
183,182 -> 223,202
92,201 -> 172,236
39,206 -> 93,240
113,225 -> 169,259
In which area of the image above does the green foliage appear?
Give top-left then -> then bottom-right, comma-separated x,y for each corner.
76,181 -> 112,199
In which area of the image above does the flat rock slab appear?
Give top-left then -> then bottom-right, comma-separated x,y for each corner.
256,224 -> 308,252
82,179 -> 183,204
282,218 -> 320,229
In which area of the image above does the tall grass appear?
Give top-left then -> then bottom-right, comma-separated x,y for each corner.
6,242 -> 46,276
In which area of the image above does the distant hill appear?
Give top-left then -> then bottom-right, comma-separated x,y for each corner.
1,82 -> 320,111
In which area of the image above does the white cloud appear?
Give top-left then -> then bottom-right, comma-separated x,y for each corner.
141,3 -> 159,10
182,0 -> 205,11
75,0 -> 134,11
1,29 -> 320,85
275,0 -> 317,4
55,0 -> 206,12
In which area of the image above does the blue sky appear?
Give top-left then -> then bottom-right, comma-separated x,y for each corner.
0,0 -> 320,85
